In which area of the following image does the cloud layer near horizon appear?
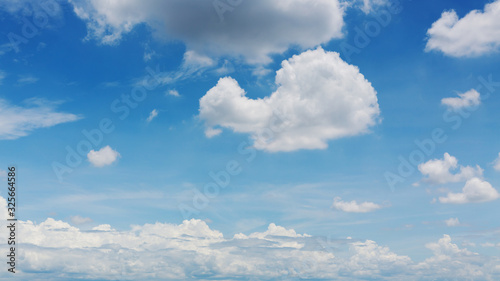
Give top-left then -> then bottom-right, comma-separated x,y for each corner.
0,195 -> 498,280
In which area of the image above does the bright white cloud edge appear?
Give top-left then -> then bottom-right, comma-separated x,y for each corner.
199,47 -> 380,152
87,145 -> 120,167
441,89 -> 480,110
439,177 -> 500,204
332,196 -> 382,213
0,195 -> 498,280
425,0 -> 500,57
146,109 -> 158,123
418,153 -> 483,185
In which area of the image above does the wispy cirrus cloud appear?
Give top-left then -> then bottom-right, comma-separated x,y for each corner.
146,109 -> 158,123
0,98 -> 81,140
17,75 -> 39,85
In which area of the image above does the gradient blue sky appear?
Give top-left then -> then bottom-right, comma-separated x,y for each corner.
1,0 -> 500,280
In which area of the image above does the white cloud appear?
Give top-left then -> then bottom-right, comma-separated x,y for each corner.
425,0 -> 500,57
493,153 -> 500,171
439,177 -> 500,204
444,217 -> 460,227
359,0 -> 390,14
441,89 -> 480,110
199,48 -> 380,152
87,146 -> 120,167
235,223 -> 311,241
0,98 -> 81,140
183,50 -> 215,70
146,109 -> 158,123
17,75 -> 39,84
204,127 -> 222,138
69,0 -> 345,63
0,70 -> 5,84
346,239 -> 412,276
92,224 -> 114,231
0,195 -> 498,280
414,235 -> 493,280
418,153 -> 483,185
70,215 -> 93,225
166,89 -> 180,97
332,197 -> 382,213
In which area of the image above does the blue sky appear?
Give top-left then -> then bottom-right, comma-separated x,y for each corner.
1,0 -> 500,280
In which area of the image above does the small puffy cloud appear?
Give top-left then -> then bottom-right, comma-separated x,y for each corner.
0,98 -> 81,140
444,218 -> 460,227
246,223 -> 311,239
69,0 -> 345,63
199,48 -> 380,152
204,127 -> 222,138
359,0 -> 390,14
493,153 -> 500,171
441,89 -> 480,110
166,89 -> 180,97
87,146 -> 120,167
425,0 -> 500,57
146,109 -> 158,123
92,224 -> 114,231
332,197 -> 382,213
418,153 -> 483,185
439,177 -> 500,204
70,215 -> 93,225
